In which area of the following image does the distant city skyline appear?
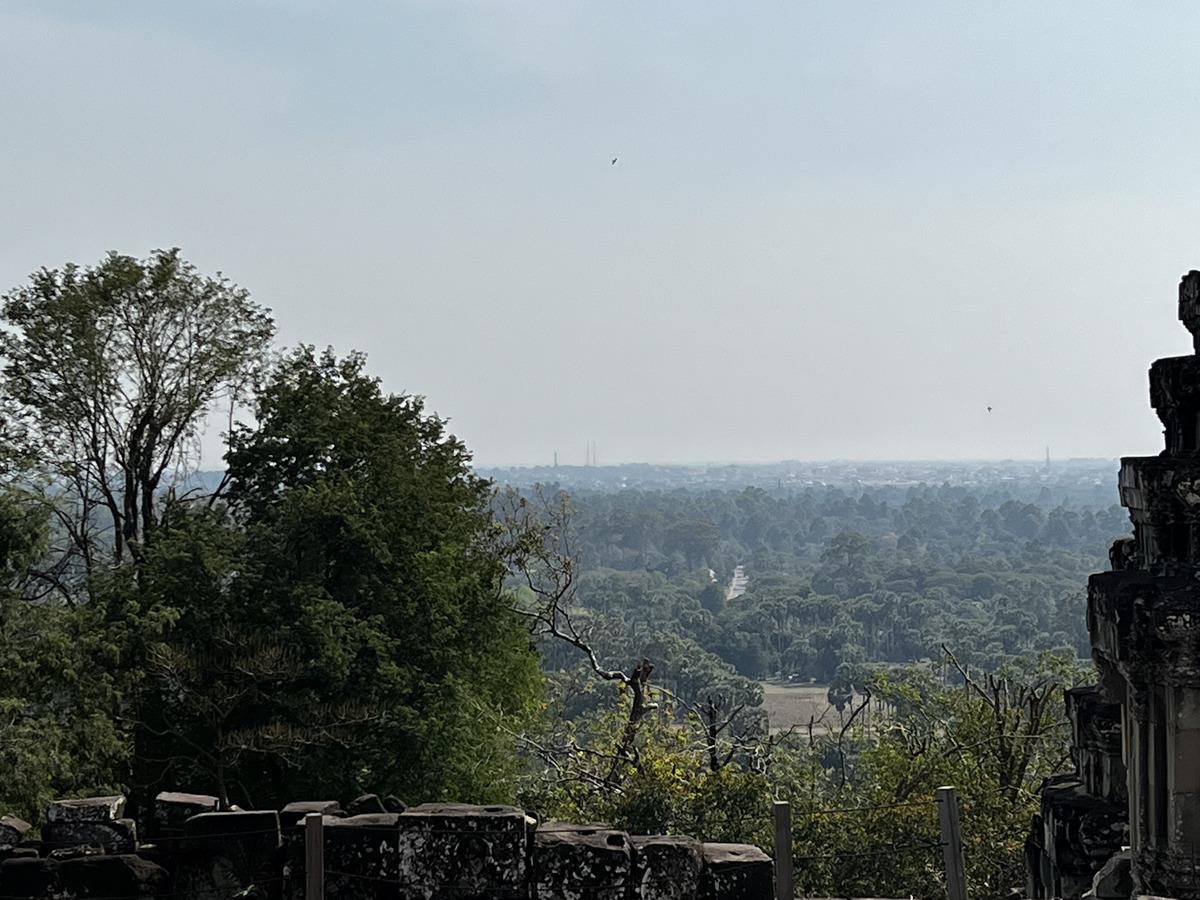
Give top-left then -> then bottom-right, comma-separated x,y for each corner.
2,3 -> 1196,466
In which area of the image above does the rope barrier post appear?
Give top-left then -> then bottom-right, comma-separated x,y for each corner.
773,800 -> 794,900
305,812 -> 324,900
936,786 -> 967,900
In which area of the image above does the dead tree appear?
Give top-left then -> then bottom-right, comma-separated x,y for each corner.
497,486 -> 658,791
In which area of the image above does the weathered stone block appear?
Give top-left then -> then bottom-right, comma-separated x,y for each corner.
176,810 -> 281,900
0,816 -> 30,849
1039,775 -> 1128,900
0,854 -> 167,900
279,818 -> 314,900
533,822 -> 631,900
346,794 -> 387,816
1092,849 -> 1132,900
1025,814 -> 1051,900
279,801 -> 340,832
396,802 -> 532,899
0,857 -> 59,898
154,792 -> 219,836
631,834 -> 703,900
1065,685 -> 1126,803
699,843 -> 772,900
42,818 -> 137,854
322,813 -> 402,900
58,854 -> 169,899
47,796 -> 126,824
1179,270 -> 1200,349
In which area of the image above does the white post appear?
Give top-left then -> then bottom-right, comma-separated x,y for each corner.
937,786 -> 967,900
305,812 -> 324,900
774,800 -> 794,900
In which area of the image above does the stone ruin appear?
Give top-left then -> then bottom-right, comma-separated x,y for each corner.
0,791 -> 774,900
1024,686 -> 1127,899
1027,269 -> 1200,900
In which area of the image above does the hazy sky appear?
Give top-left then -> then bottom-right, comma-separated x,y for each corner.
3,2 -> 1199,466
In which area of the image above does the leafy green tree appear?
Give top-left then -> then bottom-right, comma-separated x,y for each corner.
0,249 -> 274,817
135,346 -> 541,806
519,689 -> 772,845
0,249 -> 274,577
0,490 -> 135,823
774,654 -> 1080,900
814,530 -> 873,596
664,519 -> 721,571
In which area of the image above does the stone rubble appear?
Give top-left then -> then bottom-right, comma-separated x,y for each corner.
0,792 -> 775,899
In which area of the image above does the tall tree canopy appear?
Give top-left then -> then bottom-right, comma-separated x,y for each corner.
0,248 -> 274,577
134,347 -> 541,807
0,489 -> 129,822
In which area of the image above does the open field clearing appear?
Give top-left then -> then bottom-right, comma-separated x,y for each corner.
759,681 -> 843,734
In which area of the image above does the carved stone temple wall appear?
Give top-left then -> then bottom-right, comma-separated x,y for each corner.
1029,269 -> 1200,900
1025,685 -> 1127,899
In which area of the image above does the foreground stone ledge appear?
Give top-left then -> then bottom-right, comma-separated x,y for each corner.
631,834 -> 703,900
346,794 -> 388,816
154,792 -> 220,838
0,816 -> 30,850
177,810 -> 281,900
59,854 -> 168,900
699,842 -> 773,900
323,813 -> 402,900
282,813 -> 402,900
47,796 -> 126,824
533,822 -> 631,900
42,819 -> 137,855
279,800 -> 340,833
0,854 -> 166,900
397,802 -> 533,899
0,858 -> 55,898
0,796 -> 775,900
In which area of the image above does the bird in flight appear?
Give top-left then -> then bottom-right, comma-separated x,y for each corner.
987,406 -> 992,413
611,158 -> 618,165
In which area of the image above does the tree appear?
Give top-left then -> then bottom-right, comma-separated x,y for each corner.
773,653 -> 1081,900
501,487 -> 667,797
663,519 -> 721,571
0,249 -> 274,579
814,530 -> 873,596
0,488 -> 131,822
519,694 -> 773,844
137,345 -> 541,806
0,248 -> 273,818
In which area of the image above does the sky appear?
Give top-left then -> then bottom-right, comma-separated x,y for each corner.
2,2 -> 1199,467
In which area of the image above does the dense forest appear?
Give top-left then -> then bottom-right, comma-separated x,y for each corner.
501,473 -> 1119,898
0,250 -> 1128,900
562,482 -> 1122,682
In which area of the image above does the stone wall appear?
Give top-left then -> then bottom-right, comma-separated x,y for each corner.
1023,686 -> 1128,900
0,792 -> 774,900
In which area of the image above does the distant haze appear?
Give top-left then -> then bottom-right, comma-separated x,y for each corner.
1,3 -> 1195,466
